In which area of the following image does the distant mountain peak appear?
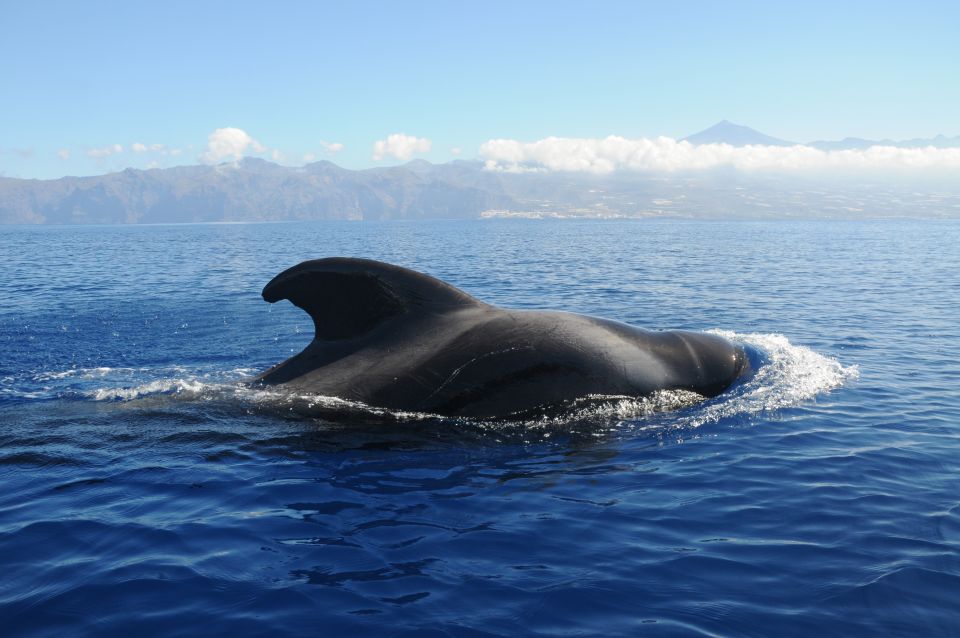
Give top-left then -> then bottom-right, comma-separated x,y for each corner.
236,156 -> 281,169
682,121 -> 795,147
809,132 -> 960,150
303,159 -> 345,172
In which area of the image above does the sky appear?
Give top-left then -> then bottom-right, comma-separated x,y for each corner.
2,0 -> 958,179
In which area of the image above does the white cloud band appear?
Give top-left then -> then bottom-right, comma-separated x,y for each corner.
479,136 -> 960,173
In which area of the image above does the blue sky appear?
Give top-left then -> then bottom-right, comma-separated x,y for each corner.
2,0 -> 958,178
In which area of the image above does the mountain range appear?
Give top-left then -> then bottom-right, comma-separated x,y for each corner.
682,120 -> 960,149
807,133 -> 960,150
0,158 -> 516,224
2,122 -> 958,224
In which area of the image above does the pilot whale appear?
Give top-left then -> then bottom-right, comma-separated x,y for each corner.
255,258 -> 749,418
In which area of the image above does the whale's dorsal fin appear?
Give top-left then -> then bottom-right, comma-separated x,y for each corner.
262,257 -> 483,340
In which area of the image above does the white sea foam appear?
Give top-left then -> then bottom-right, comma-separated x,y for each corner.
227,384 -> 439,421
90,378 -> 210,401
74,333 -> 855,430
35,367 -> 135,381
83,367 -> 257,402
682,331 -> 859,428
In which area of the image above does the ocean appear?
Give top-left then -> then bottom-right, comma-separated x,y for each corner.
1,219 -> 958,636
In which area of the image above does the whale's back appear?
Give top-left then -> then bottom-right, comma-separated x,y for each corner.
256,258 -> 747,417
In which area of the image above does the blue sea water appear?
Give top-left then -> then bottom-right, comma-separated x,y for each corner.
1,219 -> 958,637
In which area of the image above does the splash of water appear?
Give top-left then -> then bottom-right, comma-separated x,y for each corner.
69,332 -> 854,428
687,331 -> 859,428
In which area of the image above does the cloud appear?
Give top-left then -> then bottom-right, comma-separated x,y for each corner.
303,152 -> 317,162
87,144 -> 123,159
57,148 -> 71,160
320,140 -> 344,154
200,127 -> 266,164
451,147 -> 462,156
479,136 -> 960,173
372,133 -> 431,161
132,142 -> 166,154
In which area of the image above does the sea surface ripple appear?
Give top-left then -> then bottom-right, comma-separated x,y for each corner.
1,219 -> 958,636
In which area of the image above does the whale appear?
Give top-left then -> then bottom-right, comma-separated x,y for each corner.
255,257 -> 749,418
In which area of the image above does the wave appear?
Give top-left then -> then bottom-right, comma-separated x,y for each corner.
0,366 -> 256,403
5,333 -> 857,432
